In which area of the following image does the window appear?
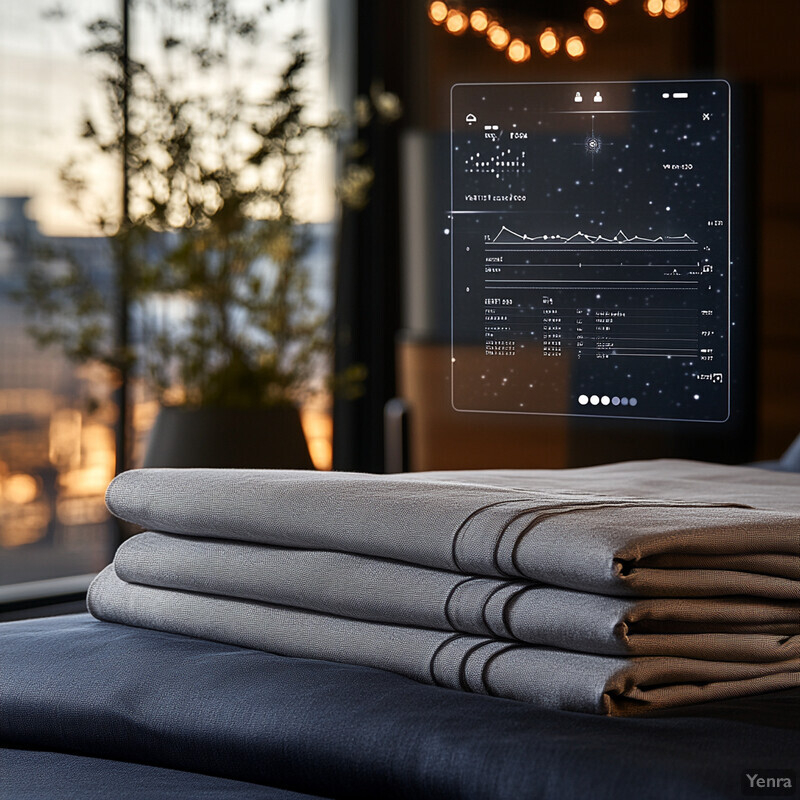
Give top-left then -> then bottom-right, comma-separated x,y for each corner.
0,0 -> 335,589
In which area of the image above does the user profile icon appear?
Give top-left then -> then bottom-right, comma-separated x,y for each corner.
593,91 -> 603,103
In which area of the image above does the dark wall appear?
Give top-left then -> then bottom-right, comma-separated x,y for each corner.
334,1 -> 799,470
715,0 -> 800,459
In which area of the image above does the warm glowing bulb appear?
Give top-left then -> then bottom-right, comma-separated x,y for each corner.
645,0 -> 664,16
470,9 -> 489,32
487,22 -> 511,49
604,0 -> 621,4
663,0 -> 686,17
429,1 -> 448,24
4,473 -> 38,505
428,1 -> 448,24
584,7 -> 606,32
445,9 -> 468,34
507,38 -> 530,63
565,35 -> 586,59
538,27 -> 559,56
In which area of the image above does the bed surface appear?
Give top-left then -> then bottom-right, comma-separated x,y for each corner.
1,614 -> 798,799
0,748 -> 323,800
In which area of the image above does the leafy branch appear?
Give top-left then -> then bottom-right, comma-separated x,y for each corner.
21,1 -> 334,408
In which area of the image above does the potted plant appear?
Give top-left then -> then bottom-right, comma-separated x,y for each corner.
19,2 -> 332,470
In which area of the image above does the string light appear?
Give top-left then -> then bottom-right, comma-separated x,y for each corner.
428,1 -> 448,24
427,1 -> 688,62
645,0 -> 664,16
507,38 -> 531,63
584,7 -> 606,32
487,21 -> 511,50
469,9 -> 489,32
538,27 -> 559,56
663,0 -> 687,17
445,8 -> 468,34
565,35 -> 586,58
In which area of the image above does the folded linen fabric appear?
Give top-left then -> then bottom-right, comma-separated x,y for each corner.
105,460 -> 800,599
88,565 -> 800,717
114,531 -> 800,662
94,459 -> 800,715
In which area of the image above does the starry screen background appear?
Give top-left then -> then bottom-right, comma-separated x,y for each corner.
451,80 -> 730,421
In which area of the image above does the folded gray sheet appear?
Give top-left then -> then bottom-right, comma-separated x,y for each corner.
88,565 -> 800,717
105,460 -> 800,599
115,531 -> 800,662
95,460 -> 800,715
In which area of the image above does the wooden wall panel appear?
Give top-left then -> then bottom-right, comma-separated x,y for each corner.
717,2 -> 800,457
397,341 -> 569,470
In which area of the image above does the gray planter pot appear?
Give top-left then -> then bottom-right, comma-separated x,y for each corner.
142,406 -> 314,470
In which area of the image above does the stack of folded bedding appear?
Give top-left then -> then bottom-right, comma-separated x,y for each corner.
88,459 -> 800,716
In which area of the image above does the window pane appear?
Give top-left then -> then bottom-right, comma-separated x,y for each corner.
0,1 -> 119,584
0,0 -> 335,587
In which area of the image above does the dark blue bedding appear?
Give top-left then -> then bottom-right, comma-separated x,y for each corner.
0,748 -> 323,800
1,614 -> 798,800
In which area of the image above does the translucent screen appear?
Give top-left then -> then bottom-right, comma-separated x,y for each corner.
450,80 -> 731,421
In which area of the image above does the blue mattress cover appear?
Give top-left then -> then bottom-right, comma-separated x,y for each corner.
1,614 -> 798,800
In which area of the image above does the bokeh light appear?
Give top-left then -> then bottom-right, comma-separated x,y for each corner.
4,473 -> 39,505
445,8 -> 468,34
426,0 -> 674,61
470,9 -> 490,32
507,38 -> 531,63
565,35 -> 586,59
645,0 -> 664,16
663,0 -> 687,17
538,27 -> 559,56
487,21 -> 511,50
584,7 -> 606,32
428,1 -> 448,24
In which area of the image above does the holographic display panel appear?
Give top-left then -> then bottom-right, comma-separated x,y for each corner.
451,80 -> 731,421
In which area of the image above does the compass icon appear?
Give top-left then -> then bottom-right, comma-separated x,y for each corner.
575,114 -> 611,170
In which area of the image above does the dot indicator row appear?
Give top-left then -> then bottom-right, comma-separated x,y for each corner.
578,394 -> 637,407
